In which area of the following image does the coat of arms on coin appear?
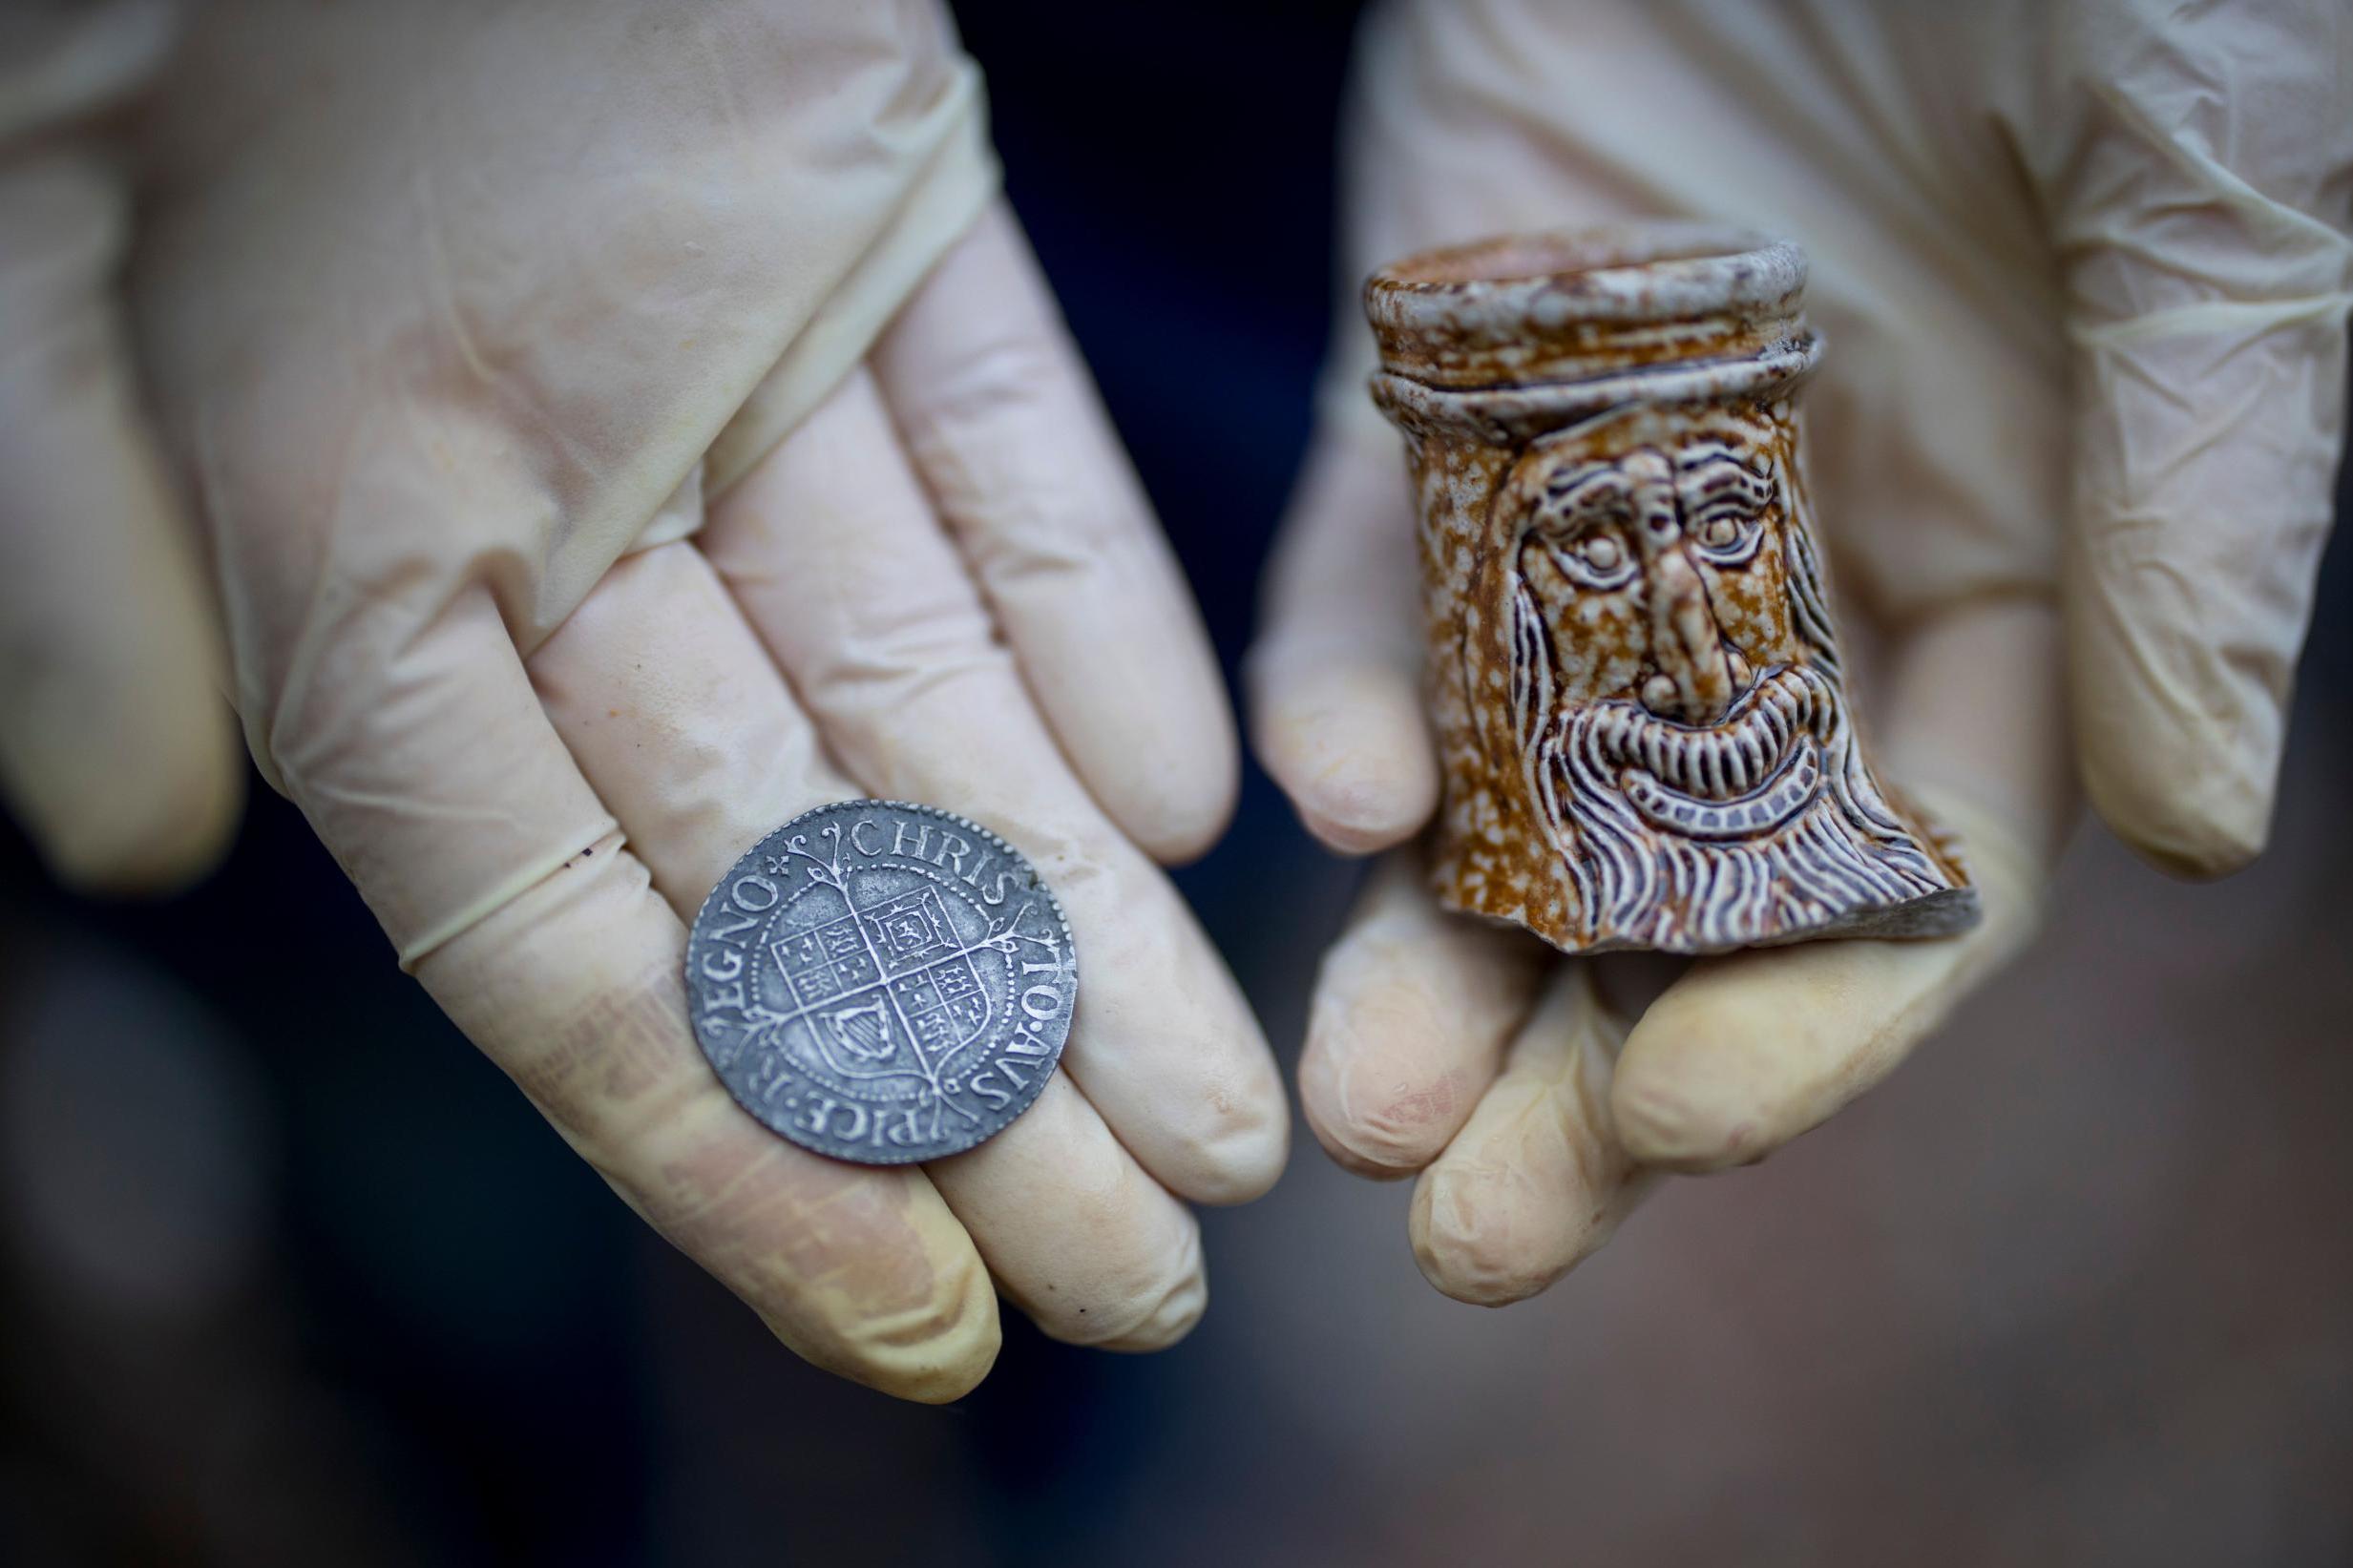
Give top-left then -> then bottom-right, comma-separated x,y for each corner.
685,801 -> 1076,1165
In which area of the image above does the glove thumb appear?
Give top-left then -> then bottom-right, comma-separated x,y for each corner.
0,7 -> 243,891
2040,1 -> 2353,878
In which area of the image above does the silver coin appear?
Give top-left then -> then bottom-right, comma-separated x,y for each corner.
684,800 -> 1076,1165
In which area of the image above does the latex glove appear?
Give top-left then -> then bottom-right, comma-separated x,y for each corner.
1250,0 -> 2349,1302
0,0 -> 242,889
6,0 -> 1284,1399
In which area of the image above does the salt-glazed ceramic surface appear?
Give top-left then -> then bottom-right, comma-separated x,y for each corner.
1366,224 -> 1979,955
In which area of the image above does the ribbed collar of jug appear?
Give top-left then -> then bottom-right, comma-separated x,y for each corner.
1363,223 -> 1813,394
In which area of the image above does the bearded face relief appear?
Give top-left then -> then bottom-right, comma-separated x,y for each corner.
1505,408 -> 1970,951
1365,224 -> 1977,954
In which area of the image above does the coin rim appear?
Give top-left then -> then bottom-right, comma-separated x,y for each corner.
684,798 -> 1079,1167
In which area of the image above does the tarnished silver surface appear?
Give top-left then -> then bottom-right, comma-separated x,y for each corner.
685,801 -> 1075,1165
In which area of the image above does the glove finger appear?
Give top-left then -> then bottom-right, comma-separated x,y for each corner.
702,367 -> 1287,1206
928,1077 -> 1206,1352
0,152 -> 242,890
529,533 -> 861,907
1610,599 -> 2071,1173
1408,965 -> 1654,1307
1244,424 -> 1439,854
869,199 -> 1236,866
529,538 -> 1207,1353
2034,11 -> 2353,877
1298,848 -> 1546,1179
305,583 -> 998,1403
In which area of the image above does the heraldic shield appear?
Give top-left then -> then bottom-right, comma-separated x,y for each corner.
769,884 -> 997,1085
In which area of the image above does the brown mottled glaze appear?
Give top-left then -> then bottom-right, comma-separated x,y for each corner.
1367,223 -> 1977,955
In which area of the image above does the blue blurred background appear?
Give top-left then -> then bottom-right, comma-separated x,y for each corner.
4,4 -> 2351,1564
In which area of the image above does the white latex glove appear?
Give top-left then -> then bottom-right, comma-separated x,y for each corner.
1250,0 -> 2349,1302
2,0 -> 1285,1399
0,0 -> 242,889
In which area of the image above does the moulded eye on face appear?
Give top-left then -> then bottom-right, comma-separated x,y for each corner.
1540,524 -> 1634,592
1690,508 -> 1764,565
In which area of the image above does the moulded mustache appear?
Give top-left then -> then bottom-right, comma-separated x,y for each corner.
1569,663 -> 1838,801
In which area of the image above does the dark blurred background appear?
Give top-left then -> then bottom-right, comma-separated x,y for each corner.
6,4 -> 2352,1564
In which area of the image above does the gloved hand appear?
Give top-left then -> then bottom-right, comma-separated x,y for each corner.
0,0 -> 1285,1399
1250,0 -> 2350,1303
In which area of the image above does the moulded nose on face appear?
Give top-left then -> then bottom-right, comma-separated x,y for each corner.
1623,455 -> 1737,725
